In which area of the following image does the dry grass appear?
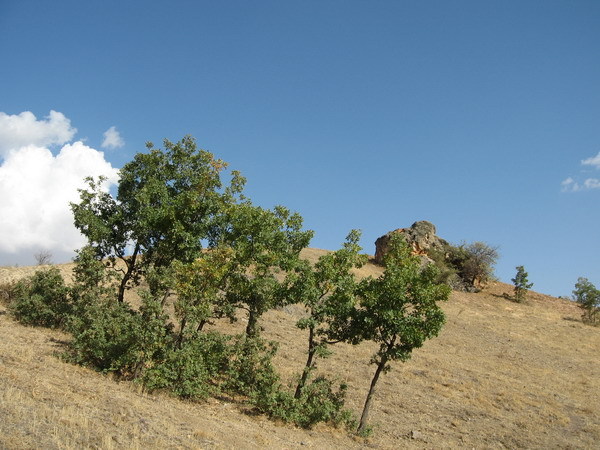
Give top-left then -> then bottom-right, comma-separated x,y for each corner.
1,250 -> 599,449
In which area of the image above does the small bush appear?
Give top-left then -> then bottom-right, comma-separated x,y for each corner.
290,376 -> 355,429
251,375 -> 355,429
0,280 -> 17,305
223,335 -> 280,399
141,331 -> 231,399
66,294 -> 172,377
9,268 -> 70,328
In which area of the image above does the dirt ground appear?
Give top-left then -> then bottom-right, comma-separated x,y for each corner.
1,251 -> 599,449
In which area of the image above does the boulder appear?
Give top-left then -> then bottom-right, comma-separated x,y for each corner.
374,221 -> 448,265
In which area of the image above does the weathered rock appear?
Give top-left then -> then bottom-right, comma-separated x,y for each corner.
374,220 -> 448,265
409,430 -> 426,441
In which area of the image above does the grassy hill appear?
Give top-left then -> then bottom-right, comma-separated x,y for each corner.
1,250 -> 599,449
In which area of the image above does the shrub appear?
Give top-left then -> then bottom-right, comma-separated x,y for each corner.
9,267 -> 70,328
66,293 -> 172,377
0,280 -> 17,305
250,374 -> 355,429
141,331 -> 231,399
223,335 -> 280,399
289,376 -> 355,429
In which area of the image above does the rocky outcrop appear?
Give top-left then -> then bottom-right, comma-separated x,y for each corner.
374,221 -> 448,265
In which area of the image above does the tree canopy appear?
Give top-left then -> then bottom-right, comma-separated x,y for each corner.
71,136 -> 245,302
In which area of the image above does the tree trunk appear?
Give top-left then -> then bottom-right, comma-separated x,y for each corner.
357,354 -> 388,434
358,335 -> 396,434
176,317 -> 187,349
295,326 -> 316,399
117,245 -> 139,303
245,308 -> 259,337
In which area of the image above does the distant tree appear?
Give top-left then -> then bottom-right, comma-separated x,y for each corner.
222,202 -> 313,337
572,277 -> 600,325
71,136 -> 245,303
351,235 -> 450,434
456,241 -> 499,287
34,250 -> 53,265
288,229 -> 367,399
511,266 -> 533,303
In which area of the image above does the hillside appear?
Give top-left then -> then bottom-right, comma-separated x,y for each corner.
1,250 -> 599,449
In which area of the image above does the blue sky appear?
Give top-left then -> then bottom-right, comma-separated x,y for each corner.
0,0 -> 598,296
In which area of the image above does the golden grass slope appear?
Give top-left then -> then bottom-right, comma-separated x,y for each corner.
1,250 -> 599,449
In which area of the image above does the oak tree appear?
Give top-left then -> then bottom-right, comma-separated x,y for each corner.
352,235 -> 450,433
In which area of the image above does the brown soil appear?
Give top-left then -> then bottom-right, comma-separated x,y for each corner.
1,250 -> 599,449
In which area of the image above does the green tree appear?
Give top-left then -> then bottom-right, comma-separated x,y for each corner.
511,265 -> 533,303
171,246 -> 236,346
288,230 -> 367,398
71,136 -> 245,303
455,241 -> 499,288
222,202 -> 313,337
572,277 -> 600,324
352,235 -> 450,434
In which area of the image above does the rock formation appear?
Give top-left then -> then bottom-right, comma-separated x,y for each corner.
374,221 -> 448,265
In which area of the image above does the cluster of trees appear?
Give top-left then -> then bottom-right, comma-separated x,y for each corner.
3,136 -> 451,435
428,241 -> 499,291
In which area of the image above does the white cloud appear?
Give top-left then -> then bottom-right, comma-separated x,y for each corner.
0,110 -> 76,157
561,177 -> 580,193
102,126 -> 124,149
562,151 -> 600,193
0,111 -> 119,265
583,178 -> 600,190
582,152 -> 600,169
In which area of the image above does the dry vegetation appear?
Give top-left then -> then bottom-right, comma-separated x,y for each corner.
1,250 -> 599,449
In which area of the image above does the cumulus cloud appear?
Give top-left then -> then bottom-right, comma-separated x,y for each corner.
582,152 -> 600,169
0,111 -> 119,265
102,126 -> 125,149
0,110 -> 76,157
562,151 -> 600,192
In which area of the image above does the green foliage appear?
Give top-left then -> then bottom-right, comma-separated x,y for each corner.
66,294 -> 172,377
428,241 -> 499,291
71,136 -> 245,303
8,267 -> 70,328
357,235 -> 450,363
287,230 -> 366,397
572,277 -> 600,325
512,266 -> 533,303
141,331 -> 231,399
223,335 -> 281,398
253,376 -> 355,430
351,234 -> 450,433
458,241 -> 499,287
222,202 -> 313,337
172,246 -> 236,339
69,246 -> 118,317
288,376 -> 355,429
